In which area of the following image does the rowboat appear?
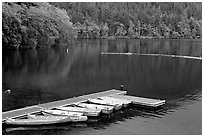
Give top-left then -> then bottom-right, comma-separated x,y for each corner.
5,115 -> 71,126
41,109 -> 88,122
56,106 -> 101,117
42,109 -> 84,116
73,102 -> 114,114
99,96 -> 132,107
87,98 -> 123,110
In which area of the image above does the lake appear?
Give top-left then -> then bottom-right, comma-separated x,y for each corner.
2,39 -> 202,135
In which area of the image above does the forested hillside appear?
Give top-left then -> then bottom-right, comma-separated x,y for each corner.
2,2 -> 202,49
51,2 -> 202,39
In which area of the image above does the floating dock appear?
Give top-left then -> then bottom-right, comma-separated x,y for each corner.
110,94 -> 166,108
2,89 -> 165,122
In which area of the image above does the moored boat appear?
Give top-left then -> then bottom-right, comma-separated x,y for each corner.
42,109 -> 84,117
56,106 -> 101,117
41,109 -> 88,122
5,115 -> 71,126
73,102 -> 114,114
68,115 -> 88,122
87,98 -> 123,110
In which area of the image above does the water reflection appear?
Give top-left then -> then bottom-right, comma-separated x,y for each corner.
99,39 -> 201,57
2,39 -> 202,134
2,39 -> 201,111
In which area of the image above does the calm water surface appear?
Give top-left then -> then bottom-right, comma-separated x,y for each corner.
2,39 -> 202,135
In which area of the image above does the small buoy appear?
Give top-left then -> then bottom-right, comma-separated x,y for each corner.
66,49 -> 69,53
5,89 -> 11,94
120,84 -> 124,91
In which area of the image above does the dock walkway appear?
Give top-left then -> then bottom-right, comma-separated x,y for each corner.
110,94 -> 166,107
2,89 -> 126,121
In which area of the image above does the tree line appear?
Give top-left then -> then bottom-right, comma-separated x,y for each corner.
2,2 -> 202,48
51,2 -> 201,39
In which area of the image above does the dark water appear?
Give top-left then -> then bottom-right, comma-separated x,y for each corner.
2,39 -> 202,135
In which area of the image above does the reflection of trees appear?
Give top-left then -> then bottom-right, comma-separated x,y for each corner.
2,39 -> 202,111
3,47 -> 73,89
2,47 -> 77,111
3,39 -> 201,91
2,40 -> 103,111
76,53 -> 201,100
68,39 -> 202,101
102,39 -> 201,57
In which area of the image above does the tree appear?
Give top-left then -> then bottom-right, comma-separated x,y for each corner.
100,22 -> 109,38
3,2 -> 77,48
115,23 -> 126,38
128,20 -> 135,38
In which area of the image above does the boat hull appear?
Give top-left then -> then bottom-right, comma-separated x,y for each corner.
42,109 -> 84,117
41,109 -> 88,122
5,116 -> 71,126
57,106 -> 101,117
69,116 -> 88,122
74,103 -> 114,114
87,99 -> 123,110
99,96 -> 132,108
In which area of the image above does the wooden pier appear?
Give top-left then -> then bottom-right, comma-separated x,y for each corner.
2,89 -> 165,122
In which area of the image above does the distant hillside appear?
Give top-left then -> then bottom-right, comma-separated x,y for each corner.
51,2 -> 202,39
